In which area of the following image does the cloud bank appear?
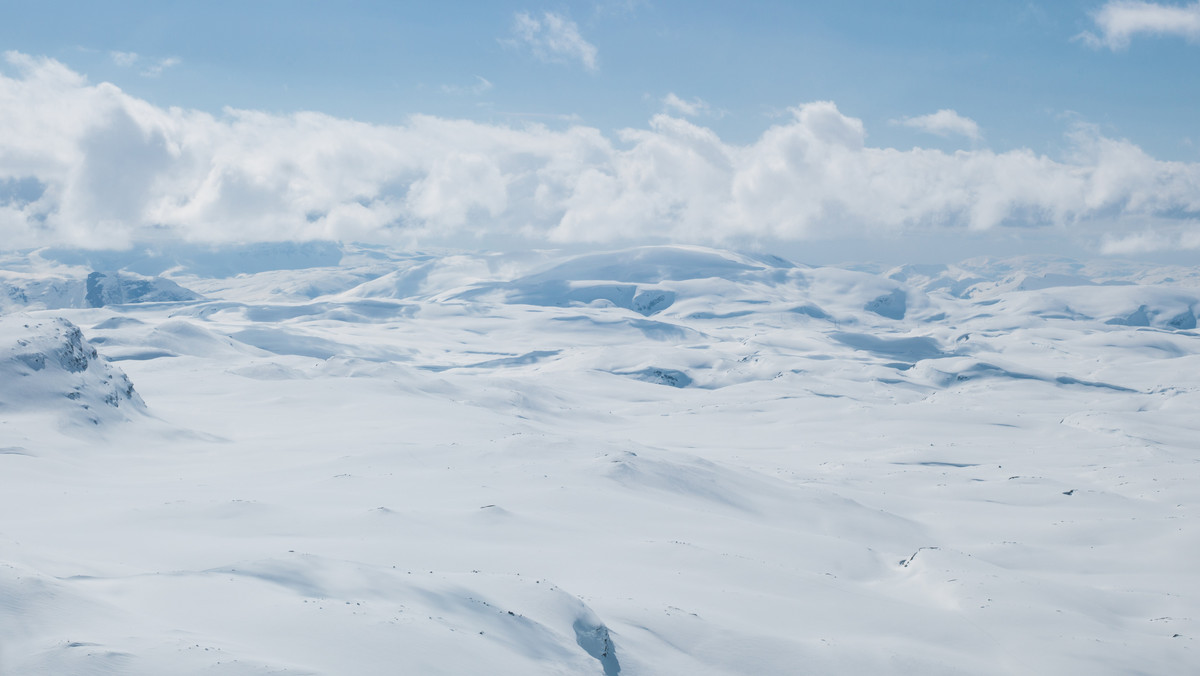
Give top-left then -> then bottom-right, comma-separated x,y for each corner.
1080,1 -> 1200,49
1,51 -> 1199,252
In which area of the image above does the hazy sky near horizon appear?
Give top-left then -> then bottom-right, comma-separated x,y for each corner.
1,0 -> 1199,261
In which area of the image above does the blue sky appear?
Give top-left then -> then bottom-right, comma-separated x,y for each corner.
4,0 -> 1196,156
1,1 -> 1199,260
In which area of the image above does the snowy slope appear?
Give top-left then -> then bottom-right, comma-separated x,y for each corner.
0,244 -> 1197,675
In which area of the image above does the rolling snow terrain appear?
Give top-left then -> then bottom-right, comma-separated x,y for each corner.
0,243 -> 1197,675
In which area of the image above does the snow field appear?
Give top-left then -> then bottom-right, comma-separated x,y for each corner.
1,244 -> 1197,674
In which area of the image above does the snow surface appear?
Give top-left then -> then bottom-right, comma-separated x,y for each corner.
1,244 -> 1197,674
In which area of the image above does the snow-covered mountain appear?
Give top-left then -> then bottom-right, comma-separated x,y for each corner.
1,267 -> 202,311
0,244 -> 1197,675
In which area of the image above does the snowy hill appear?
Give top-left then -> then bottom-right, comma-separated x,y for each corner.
0,244 -> 1197,675
0,315 -> 144,426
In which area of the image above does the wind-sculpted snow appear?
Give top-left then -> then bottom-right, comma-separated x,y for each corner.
0,244 -> 1198,674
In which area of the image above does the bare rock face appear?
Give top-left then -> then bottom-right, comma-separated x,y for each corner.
0,315 -> 145,423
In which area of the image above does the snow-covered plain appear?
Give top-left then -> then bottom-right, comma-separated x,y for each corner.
1,243 -> 1197,675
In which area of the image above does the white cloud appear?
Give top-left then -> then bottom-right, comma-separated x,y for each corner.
895,109 -> 982,141
441,76 -> 494,96
661,93 -> 710,117
1079,1 -> 1200,49
509,12 -> 598,71
109,51 -> 180,78
140,57 -> 180,78
110,51 -> 140,67
2,52 -> 1200,252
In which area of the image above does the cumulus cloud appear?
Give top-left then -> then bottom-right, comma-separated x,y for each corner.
508,11 -> 598,71
895,109 -> 982,141
1079,1 -> 1200,49
661,93 -> 711,117
2,51 -> 1200,251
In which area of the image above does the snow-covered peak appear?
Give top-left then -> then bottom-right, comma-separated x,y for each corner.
83,271 -> 202,307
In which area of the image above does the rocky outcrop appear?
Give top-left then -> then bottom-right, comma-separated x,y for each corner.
0,315 -> 144,423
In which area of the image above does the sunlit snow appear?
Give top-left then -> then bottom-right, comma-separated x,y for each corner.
1,243 -> 1196,674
